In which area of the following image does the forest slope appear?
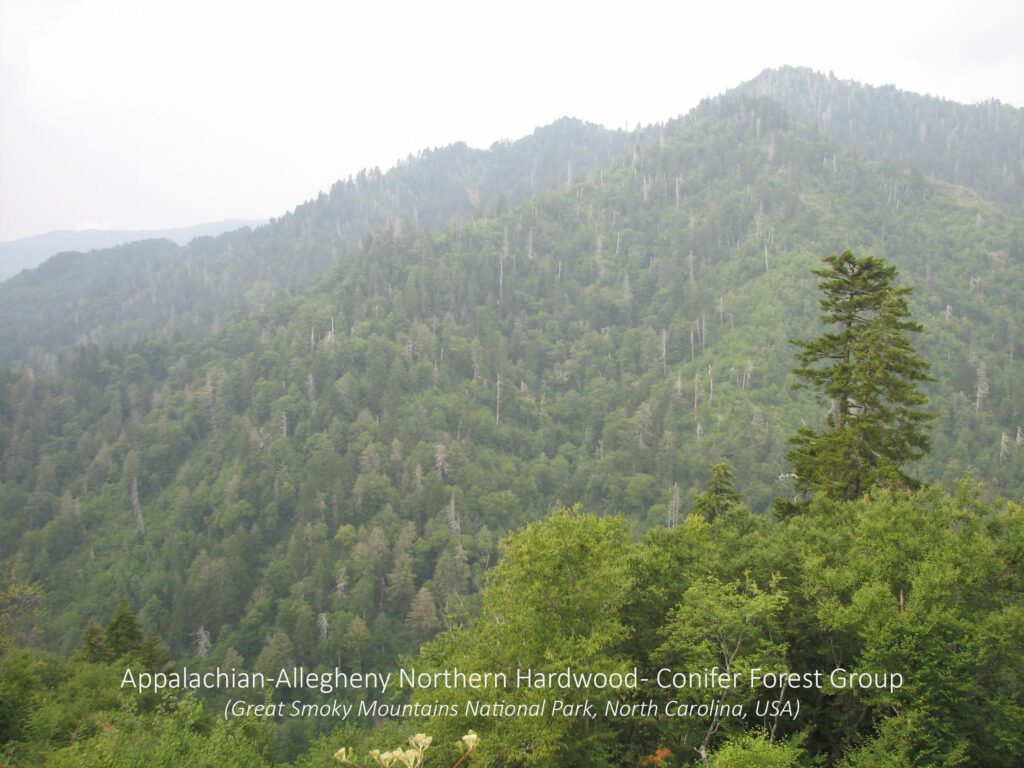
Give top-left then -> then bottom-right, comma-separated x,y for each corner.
730,66 -> 1024,210
2,94 -> 1021,681
4,67 -> 1020,373
0,119 -> 640,369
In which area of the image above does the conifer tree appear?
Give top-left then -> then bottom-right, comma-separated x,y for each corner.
785,251 -> 933,503
693,462 -> 743,522
81,599 -> 171,670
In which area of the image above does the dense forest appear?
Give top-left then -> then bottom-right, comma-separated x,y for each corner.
0,118 -> 645,370
731,66 -> 1024,210
1,68 -> 1022,766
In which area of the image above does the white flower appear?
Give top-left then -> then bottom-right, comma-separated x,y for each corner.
409,733 -> 433,752
333,747 -> 357,765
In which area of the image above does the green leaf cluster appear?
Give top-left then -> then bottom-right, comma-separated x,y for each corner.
413,485 -> 1024,767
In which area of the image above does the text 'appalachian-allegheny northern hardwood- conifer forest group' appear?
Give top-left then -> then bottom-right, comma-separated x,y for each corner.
1,67 -> 1023,766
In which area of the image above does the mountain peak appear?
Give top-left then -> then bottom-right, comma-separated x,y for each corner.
729,66 -> 1024,209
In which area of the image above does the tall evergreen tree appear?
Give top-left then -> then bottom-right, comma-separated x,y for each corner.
785,251 -> 933,503
693,461 -> 743,522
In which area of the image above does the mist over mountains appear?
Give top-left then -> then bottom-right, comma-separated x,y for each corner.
0,118 -> 649,370
730,66 -> 1024,209
2,67 -> 1020,373
0,219 -> 267,283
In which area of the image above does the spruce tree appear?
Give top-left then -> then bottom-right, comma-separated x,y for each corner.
693,461 -> 743,522
785,251 -> 933,503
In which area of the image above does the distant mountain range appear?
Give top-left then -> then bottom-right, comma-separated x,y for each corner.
0,219 -> 266,282
3,69 -> 1021,372
0,118 -> 647,369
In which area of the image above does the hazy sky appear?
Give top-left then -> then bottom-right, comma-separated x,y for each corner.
1,0 -> 1022,242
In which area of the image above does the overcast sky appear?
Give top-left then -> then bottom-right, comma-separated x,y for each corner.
1,0 -> 1022,242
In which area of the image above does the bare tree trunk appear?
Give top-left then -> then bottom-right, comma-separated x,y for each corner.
495,374 -> 501,424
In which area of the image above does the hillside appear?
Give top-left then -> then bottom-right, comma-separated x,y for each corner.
0,119 -> 642,369
4,69 -> 1020,374
1,76 -> 1022,765
730,66 -> 1024,211
3,88 -> 1021,642
8,70 -> 1024,376
0,219 -> 265,282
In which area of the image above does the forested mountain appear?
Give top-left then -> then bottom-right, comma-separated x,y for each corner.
731,66 -> 1024,210
0,219 -> 265,283
0,118 -> 642,370
6,67 -> 1020,374
1,74 -> 1023,766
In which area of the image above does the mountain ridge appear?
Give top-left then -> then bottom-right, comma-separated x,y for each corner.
0,117 -> 646,370
2,70 -> 1020,370
729,65 -> 1024,210
0,219 -> 267,283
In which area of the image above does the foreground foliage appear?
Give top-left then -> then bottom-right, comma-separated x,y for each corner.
413,486 -> 1024,767
0,591 -> 274,766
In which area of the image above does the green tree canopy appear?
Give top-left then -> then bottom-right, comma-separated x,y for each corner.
80,599 -> 170,671
415,505 -> 634,767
